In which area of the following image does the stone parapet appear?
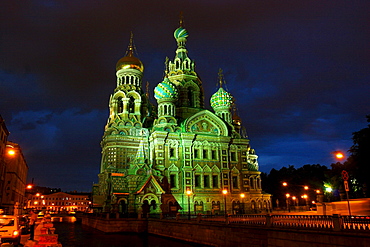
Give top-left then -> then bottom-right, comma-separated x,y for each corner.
81,215 -> 370,247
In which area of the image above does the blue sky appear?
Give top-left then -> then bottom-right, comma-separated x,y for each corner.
1,1 -> 369,191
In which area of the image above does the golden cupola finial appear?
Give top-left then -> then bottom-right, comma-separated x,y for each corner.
116,32 -> 144,72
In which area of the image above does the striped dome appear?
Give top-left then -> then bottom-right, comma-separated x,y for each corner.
174,27 -> 188,40
154,78 -> 178,100
210,87 -> 233,109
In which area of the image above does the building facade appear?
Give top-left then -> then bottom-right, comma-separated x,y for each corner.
2,142 -> 28,215
93,22 -> 271,215
28,191 -> 91,213
0,115 -> 10,208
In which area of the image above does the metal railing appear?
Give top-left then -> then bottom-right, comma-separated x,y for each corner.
160,213 -> 370,231
85,212 -> 370,231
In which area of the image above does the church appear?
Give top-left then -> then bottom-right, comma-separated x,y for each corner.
92,21 -> 271,215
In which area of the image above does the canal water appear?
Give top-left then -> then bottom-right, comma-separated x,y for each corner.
53,222 -> 208,247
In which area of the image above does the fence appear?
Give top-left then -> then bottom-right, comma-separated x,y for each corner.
164,213 -> 370,232
87,212 -> 370,232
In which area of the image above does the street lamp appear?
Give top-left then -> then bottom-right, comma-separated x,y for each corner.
292,196 -> 297,207
285,193 -> 290,212
186,190 -> 192,220
222,189 -> 228,217
301,194 -> 308,209
333,151 -> 345,160
240,193 -> 245,214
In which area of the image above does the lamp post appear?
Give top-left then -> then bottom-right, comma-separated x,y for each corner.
222,189 -> 228,217
301,194 -> 308,210
285,193 -> 290,212
240,193 -> 245,214
292,196 -> 297,209
186,190 -> 192,220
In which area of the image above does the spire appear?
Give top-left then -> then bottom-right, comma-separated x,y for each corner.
218,68 -> 224,88
116,32 -> 144,72
179,11 -> 184,27
125,32 -> 134,56
146,81 -> 150,98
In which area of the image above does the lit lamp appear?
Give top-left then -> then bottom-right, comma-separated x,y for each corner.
240,193 -> 245,214
4,145 -> 16,158
333,151 -> 345,160
186,190 -> 192,220
292,196 -> 297,207
286,193 -> 290,212
301,194 -> 308,208
222,189 -> 228,217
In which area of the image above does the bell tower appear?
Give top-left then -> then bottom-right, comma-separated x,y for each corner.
108,33 -> 146,123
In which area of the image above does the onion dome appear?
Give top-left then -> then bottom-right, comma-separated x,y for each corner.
154,78 -> 178,100
116,33 -> 144,72
174,27 -> 188,40
116,52 -> 144,72
210,87 -> 233,109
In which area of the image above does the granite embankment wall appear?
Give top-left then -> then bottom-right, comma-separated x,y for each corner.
81,216 -> 370,247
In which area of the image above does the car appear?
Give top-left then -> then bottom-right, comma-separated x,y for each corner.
0,215 -> 21,246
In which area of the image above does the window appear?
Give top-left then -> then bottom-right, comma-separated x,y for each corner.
232,176 -> 238,189
170,174 -> 176,188
211,150 -> 216,160
231,152 -> 236,161
203,149 -> 208,159
204,175 -> 210,188
195,175 -> 201,187
169,148 -> 175,158
212,175 -> 218,188
250,177 -> 255,189
194,149 -> 199,159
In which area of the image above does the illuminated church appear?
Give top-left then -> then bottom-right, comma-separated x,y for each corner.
93,21 -> 271,215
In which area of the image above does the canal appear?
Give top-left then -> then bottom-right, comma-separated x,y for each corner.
53,222 -> 208,247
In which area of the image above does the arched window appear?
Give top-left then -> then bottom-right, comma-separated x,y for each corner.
250,177 -> 255,189
187,88 -> 194,107
128,96 -> 135,113
117,97 -> 123,113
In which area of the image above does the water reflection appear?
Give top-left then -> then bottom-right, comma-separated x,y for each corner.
54,222 -> 207,247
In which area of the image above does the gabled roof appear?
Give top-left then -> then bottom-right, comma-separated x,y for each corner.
135,175 -> 165,194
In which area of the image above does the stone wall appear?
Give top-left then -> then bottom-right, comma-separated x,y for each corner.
82,216 -> 147,233
81,216 -> 370,246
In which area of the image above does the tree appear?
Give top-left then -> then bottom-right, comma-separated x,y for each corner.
262,164 -> 329,208
347,115 -> 370,197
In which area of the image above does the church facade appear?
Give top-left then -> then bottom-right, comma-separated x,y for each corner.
93,22 -> 271,215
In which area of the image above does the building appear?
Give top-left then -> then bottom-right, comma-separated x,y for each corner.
93,21 -> 271,215
0,115 -> 10,207
2,142 -> 28,215
28,191 -> 91,213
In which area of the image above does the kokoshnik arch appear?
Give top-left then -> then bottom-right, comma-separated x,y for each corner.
93,21 -> 271,215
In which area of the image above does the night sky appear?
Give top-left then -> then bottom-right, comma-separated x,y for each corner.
1,1 -> 369,192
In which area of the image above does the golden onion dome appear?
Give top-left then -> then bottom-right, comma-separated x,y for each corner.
116,50 -> 144,72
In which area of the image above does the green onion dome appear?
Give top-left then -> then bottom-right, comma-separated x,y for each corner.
154,78 -> 178,100
210,87 -> 233,109
174,27 -> 188,40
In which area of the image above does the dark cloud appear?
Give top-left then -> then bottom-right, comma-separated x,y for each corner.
1,0 -> 369,191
